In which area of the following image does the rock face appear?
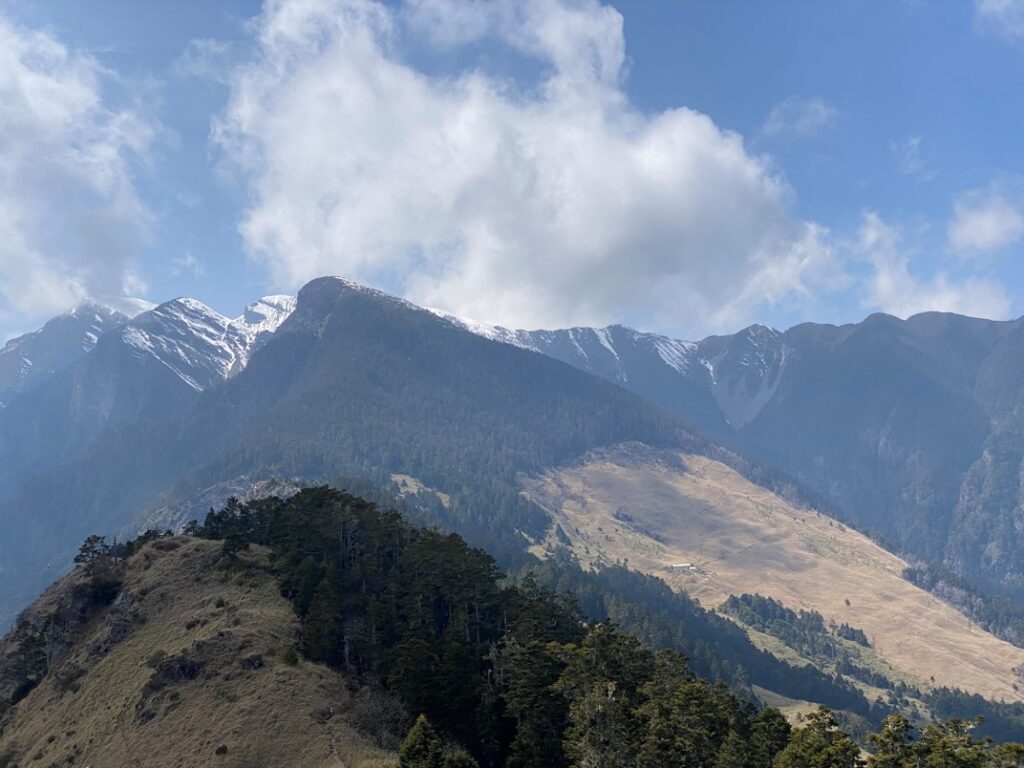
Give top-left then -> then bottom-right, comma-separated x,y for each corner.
0,537 -> 396,767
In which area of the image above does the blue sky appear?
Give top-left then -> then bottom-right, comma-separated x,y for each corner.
1,0 -> 1023,340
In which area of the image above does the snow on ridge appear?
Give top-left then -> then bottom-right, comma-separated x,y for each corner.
426,308 -> 541,352
649,335 -> 699,375
592,327 -> 620,362
120,296 -> 288,391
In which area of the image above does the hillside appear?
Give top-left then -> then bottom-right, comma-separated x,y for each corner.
521,443 -> 1024,703
0,536 -> 396,767
0,277 -> 696,624
457,310 -> 1024,604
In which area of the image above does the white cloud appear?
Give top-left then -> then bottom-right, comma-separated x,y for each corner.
762,96 -> 837,138
172,251 -> 206,277
212,0 -> 840,334
174,38 -> 234,83
975,0 -> 1024,43
948,182 -> 1024,254
0,15 -> 155,328
858,212 -> 1010,319
891,135 -> 936,182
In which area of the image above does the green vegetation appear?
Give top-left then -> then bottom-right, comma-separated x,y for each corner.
189,487 -> 1024,765
721,593 -> 898,693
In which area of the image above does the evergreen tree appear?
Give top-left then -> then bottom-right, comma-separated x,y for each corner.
867,714 -> 914,768
554,623 -> 652,768
915,719 -> 989,768
715,730 -> 752,768
774,707 -> 863,768
442,749 -> 478,768
400,715 -> 444,768
751,707 -> 792,768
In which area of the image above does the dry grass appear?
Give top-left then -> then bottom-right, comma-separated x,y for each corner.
522,444 -> 1024,703
0,538 -> 397,768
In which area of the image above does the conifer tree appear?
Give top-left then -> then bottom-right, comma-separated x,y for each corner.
715,730 -> 751,768
400,715 -> 444,768
867,714 -> 914,768
774,707 -> 863,768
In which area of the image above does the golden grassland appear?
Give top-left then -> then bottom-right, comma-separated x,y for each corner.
0,539 -> 397,768
521,444 -> 1024,703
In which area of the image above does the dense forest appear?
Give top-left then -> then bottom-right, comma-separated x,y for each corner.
6,487 -> 1024,765
186,488 -> 1024,765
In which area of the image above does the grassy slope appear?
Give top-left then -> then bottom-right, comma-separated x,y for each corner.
522,443 -> 1024,703
0,539 -> 395,768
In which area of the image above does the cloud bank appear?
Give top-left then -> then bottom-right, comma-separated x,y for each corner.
0,16 -> 154,328
214,0 -> 840,333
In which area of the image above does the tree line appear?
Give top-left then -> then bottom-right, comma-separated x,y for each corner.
192,487 -> 1024,767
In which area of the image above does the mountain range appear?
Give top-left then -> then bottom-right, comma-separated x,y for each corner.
4,276 -> 1024,721
444,311 -> 1024,602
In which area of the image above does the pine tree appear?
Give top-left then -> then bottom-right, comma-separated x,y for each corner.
715,730 -> 751,768
750,706 -> 791,768
554,623 -> 652,768
915,719 -> 988,768
867,714 -> 914,768
400,714 -> 444,768
774,707 -> 863,768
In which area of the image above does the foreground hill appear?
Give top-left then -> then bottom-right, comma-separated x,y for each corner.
5,489 -> 1024,767
0,535 -> 394,767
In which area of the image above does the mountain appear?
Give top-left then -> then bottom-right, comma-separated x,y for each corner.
0,295 -> 295,504
451,311 -> 1024,602
0,277 -> 695,625
5,278 -> 1024,719
0,301 -> 128,407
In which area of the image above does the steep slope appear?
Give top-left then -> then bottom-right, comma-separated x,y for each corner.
521,443 -> 1024,702
0,301 -> 128,406
0,536 -> 395,767
0,277 -> 697,624
0,296 -> 295,505
459,311 -> 1024,601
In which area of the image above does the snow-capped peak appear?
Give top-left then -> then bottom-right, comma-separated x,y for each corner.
234,295 -> 297,336
114,293 -> 297,392
0,301 -> 130,404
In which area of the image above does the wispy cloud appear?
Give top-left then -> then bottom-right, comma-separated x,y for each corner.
891,135 -> 937,182
975,0 -> 1024,43
172,251 -> 207,277
762,95 -> 838,138
858,212 -> 1009,319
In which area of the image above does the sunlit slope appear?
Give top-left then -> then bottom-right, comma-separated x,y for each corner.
521,443 -> 1024,703
0,538 -> 395,768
